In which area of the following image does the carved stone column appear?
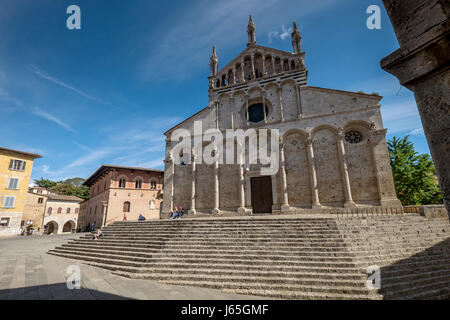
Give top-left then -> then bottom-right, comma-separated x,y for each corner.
229,96 -> 235,129
188,151 -> 197,215
281,59 -> 285,73
262,56 -> 266,76
277,87 -> 285,122
241,62 -> 245,82
306,134 -> 321,209
295,85 -> 303,118
251,54 -> 256,79
215,100 -> 219,130
163,154 -> 175,216
237,150 -> 246,214
101,201 -> 108,228
279,138 -> 290,211
337,128 -> 356,207
232,68 -> 236,84
262,91 -> 267,124
245,95 -> 250,127
271,57 -> 275,74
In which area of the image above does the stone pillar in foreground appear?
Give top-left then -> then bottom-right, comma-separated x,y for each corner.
380,0 -> 449,217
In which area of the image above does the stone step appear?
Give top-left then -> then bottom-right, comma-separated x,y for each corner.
111,267 -> 367,281
111,271 -> 369,289
68,240 -> 352,252
220,288 -> 381,300
49,248 -> 360,267
381,278 -> 450,299
152,278 -> 375,296
55,245 -> 358,261
48,251 -> 360,272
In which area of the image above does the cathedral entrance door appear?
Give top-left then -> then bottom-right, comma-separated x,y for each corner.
250,176 -> 273,213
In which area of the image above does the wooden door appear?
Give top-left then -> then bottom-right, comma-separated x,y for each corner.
250,176 -> 273,213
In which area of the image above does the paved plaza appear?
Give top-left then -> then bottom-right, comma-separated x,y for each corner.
0,234 -> 263,300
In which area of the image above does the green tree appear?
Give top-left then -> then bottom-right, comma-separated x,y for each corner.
33,178 -> 59,189
33,177 -> 90,200
388,136 -> 443,205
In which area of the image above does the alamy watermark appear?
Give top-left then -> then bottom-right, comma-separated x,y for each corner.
66,5 -> 81,30
170,121 -> 280,175
366,265 -> 381,290
66,265 -> 81,290
366,5 -> 381,30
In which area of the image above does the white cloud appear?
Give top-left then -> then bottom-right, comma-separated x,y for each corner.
280,25 -> 292,40
31,107 -> 76,134
409,128 -> 425,136
29,65 -> 115,108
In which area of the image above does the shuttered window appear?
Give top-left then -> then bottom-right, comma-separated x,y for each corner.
8,159 -> 26,171
2,196 -> 15,208
7,178 -> 19,189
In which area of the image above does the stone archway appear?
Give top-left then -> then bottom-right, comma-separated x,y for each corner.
46,221 -> 58,234
62,220 -> 75,233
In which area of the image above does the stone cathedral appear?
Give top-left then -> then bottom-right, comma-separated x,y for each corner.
162,16 -> 401,217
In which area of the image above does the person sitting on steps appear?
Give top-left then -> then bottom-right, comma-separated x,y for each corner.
92,229 -> 103,240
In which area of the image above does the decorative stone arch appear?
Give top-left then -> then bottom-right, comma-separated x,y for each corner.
46,221 -> 58,234
232,89 -> 246,98
311,124 -> 338,136
116,174 -> 128,188
280,78 -> 297,87
62,220 -> 75,233
282,129 -> 312,207
265,82 -> 280,91
282,128 -> 308,139
133,175 -> 145,189
149,177 -> 158,190
240,95 -> 272,125
342,120 -> 379,203
342,120 -> 371,144
311,124 -> 345,205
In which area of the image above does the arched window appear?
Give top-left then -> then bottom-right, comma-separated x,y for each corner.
247,103 -> 269,123
119,178 -> 126,188
47,207 -> 52,214
135,179 -> 142,189
66,208 -> 71,214
57,207 -> 62,214
123,201 -> 130,212
150,179 -> 157,190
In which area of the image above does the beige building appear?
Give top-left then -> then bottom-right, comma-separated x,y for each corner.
0,147 -> 42,236
162,17 -> 401,216
23,187 -> 82,234
80,165 -> 163,230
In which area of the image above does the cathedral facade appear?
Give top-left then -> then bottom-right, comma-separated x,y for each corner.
162,16 -> 401,216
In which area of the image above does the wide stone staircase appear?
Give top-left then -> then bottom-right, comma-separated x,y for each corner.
48,214 -> 450,300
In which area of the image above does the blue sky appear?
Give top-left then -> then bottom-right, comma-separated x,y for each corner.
0,0 -> 429,183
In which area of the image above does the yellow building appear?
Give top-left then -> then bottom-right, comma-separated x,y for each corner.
0,147 -> 42,236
